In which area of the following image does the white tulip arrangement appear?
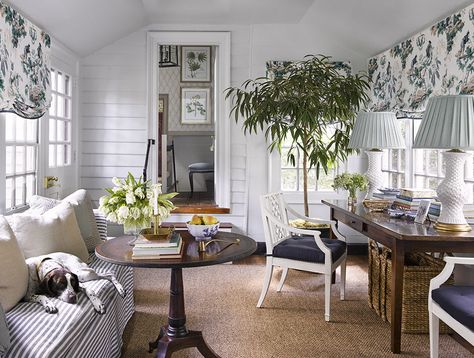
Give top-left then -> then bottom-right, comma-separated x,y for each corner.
99,173 -> 177,233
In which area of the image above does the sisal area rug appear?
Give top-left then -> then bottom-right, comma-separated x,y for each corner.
121,257 -> 471,357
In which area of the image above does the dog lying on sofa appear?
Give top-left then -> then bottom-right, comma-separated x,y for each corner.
24,252 -> 125,314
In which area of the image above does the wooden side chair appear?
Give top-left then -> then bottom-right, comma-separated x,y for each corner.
429,256 -> 474,358
258,192 -> 347,321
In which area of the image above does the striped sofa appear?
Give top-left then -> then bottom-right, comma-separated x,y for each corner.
4,253 -> 134,358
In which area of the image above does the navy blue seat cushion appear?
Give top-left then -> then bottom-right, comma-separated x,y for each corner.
273,236 -> 346,263
432,286 -> 474,331
188,162 -> 214,172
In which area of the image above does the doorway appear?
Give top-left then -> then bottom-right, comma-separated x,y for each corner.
147,31 -> 231,211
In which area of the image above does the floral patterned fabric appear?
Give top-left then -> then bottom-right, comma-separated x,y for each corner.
368,4 -> 474,118
0,2 -> 51,119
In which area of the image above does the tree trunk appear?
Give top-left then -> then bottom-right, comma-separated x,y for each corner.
303,146 -> 309,217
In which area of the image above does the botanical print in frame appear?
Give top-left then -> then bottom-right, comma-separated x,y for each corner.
181,88 -> 211,124
181,46 -> 211,82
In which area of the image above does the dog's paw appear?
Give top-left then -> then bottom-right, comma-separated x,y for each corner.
44,302 -> 58,314
94,302 -> 106,315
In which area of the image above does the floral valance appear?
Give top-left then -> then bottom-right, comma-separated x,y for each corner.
0,1 -> 51,119
368,4 -> 474,118
266,60 -> 351,79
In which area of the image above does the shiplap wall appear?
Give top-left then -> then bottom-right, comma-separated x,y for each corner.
80,27 -> 251,235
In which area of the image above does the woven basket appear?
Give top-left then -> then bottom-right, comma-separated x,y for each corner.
368,239 -> 383,315
382,251 -> 453,334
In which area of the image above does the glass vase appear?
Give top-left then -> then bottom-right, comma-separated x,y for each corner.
124,223 -> 146,246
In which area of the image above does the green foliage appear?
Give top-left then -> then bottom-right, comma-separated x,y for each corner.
333,173 -> 368,198
225,55 -> 370,214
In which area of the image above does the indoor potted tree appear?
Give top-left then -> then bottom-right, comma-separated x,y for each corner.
225,55 -> 370,216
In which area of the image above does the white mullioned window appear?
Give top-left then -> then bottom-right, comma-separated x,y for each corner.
3,113 -> 39,211
49,68 -> 72,168
382,118 -> 474,203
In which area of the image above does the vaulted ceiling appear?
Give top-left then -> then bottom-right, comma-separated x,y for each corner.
10,0 -> 474,57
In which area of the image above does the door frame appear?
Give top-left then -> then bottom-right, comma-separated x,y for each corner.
146,31 -> 231,209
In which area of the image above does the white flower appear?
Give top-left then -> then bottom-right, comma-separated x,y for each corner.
109,197 -> 119,204
117,206 -> 129,219
99,205 -> 109,216
142,206 -> 151,217
134,187 -> 145,199
112,177 -> 122,186
107,212 -> 118,223
112,186 -> 123,193
125,191 -> 136,205
130,207 -> 141,220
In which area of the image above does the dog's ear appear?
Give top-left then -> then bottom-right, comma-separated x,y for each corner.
69,273 -> 80,293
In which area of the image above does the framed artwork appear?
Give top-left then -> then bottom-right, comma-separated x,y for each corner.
181,88 -> 211,124
415,199 -> 431,224
181,46 -> 211,82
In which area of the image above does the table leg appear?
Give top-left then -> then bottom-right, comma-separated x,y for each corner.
149,268 -> 220,358
391,241 -> 405,354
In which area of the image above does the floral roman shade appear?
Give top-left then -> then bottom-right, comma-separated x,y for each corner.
368,4 -> 474,118
266,60 -> 351,79
0,2 -> 51,119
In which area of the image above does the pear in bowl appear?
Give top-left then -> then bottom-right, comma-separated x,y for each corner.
186,215 -> 220,241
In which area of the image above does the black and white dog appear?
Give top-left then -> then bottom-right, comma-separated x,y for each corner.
24,252 -> 125,314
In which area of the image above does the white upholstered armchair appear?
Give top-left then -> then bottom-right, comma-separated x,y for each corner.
258,192 -> 347,322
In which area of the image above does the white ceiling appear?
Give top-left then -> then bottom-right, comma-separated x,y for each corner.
9,0 -> 474,57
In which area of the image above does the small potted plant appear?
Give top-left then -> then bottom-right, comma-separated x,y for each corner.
333,173 -> 368,205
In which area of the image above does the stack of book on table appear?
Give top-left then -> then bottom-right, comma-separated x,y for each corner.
428,201 -> 441,219
392,188 -> 437,212
132,231 -> 183,259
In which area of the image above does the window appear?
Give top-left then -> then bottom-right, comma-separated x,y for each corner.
280,139 -> 336,192
4,113 -> 39,211
382,118 -> 474,203
49,69 -> 72,167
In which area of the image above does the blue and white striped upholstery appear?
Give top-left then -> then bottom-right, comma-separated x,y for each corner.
4,254 -> 134,358
93,209 -> 108,241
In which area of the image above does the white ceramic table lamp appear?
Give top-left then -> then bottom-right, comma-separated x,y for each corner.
414,95 -> 474,232
348,111 -> 405,199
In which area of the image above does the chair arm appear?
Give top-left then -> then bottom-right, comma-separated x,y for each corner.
429,261 -> 455,293
444,256 -> 474,266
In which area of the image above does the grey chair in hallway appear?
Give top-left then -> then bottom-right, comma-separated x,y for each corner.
188,162 -> 214,196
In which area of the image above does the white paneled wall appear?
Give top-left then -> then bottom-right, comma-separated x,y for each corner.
80,31 -> 147,215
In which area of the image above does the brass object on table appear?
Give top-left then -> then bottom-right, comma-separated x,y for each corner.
198,238 -> 240,252
140,216 -> 174,240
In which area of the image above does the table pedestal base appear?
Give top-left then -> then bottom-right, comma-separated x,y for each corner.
148,268 -> 220,358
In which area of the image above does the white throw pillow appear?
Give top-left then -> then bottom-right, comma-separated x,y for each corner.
0,216 -> 28,312
6,202 -> 89,262
27,189 -> 101,252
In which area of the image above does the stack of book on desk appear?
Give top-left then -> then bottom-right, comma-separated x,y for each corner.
392,188 -> 436,211
132,231 -> 183,259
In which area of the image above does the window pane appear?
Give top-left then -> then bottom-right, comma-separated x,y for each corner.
65,122 -> 71,142
318,169 -> 335,191
65,145 -> 72,165
64,98 -> 70,119
49,144 -> 56,167
298,169 -> 316,191
5,178 -> 13,209
65,75 -> 70,96
26,146 -> 35,171
391,150 -> 398,170
281,169 -> 297,191
57,120 -> 65,141
26,174 -> 35,202
26,119 -> 36,142
5,146 -> 13,175
400,149 -> 405,172
57,144 -> 64,166
426,150 -> 438,175
15,146 -> 25,173
5,115 -> 14,142
15,117 -> 25,141
49,118 -> 56,141
15,176 -> 25,206
57,95 -> 65,117
58,72 -> 64,93
51,69 -> 56,91
49,93 -> 56,116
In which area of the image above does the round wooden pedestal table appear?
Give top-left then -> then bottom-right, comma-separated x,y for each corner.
96,231 -> 256,358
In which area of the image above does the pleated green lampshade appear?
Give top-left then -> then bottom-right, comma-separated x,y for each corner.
348,111 -> 405,149
414,95 -> 474,149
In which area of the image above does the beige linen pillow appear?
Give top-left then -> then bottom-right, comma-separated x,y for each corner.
27,189 -> 102,252
0,216 -> 28,312
6,202 -> 89,262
